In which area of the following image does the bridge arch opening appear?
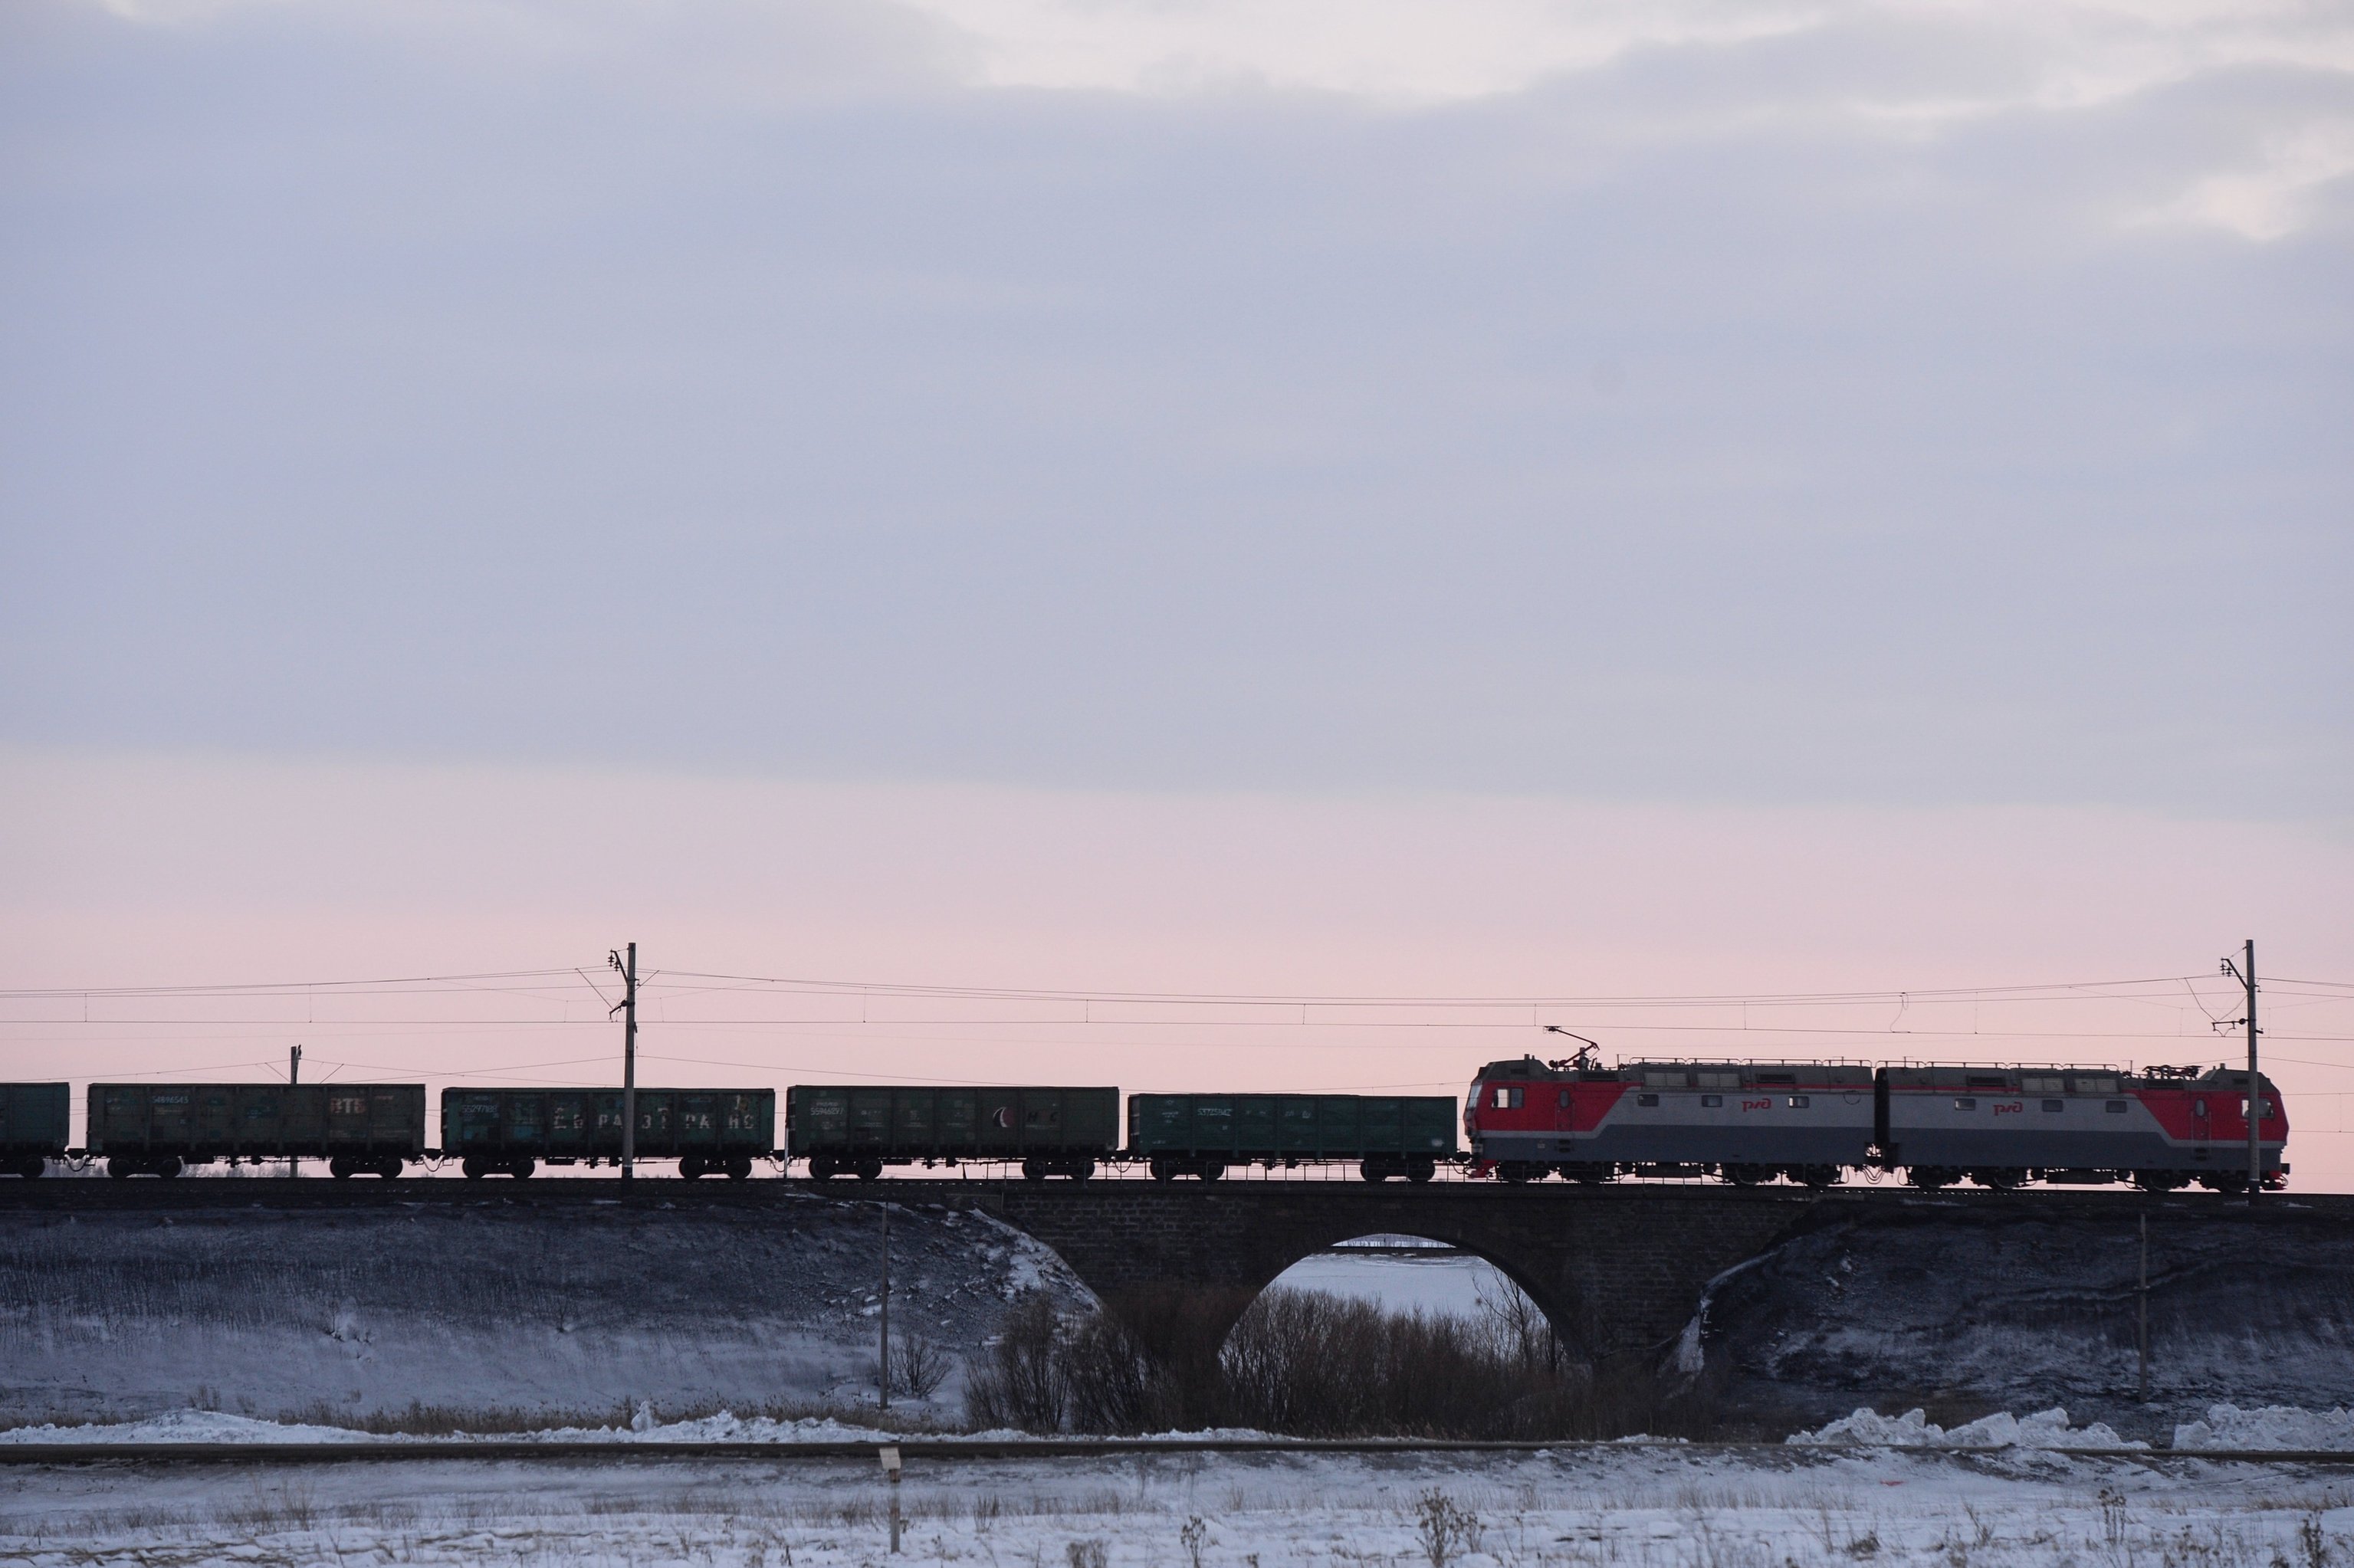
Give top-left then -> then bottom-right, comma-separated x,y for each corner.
1259,1232 -> 1548,1338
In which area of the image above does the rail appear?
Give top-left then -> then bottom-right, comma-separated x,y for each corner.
0,1437 -> 2348,1465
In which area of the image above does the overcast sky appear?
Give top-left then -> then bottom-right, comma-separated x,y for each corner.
5,0 -> 2348,815
2,0 -> 2350,1177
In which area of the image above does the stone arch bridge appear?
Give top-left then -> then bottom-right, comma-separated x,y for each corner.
9,1176 -> 2337,1364
921,1179 -> 1829,1356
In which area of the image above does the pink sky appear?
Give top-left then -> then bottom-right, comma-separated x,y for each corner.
6,746 -> 2347,1187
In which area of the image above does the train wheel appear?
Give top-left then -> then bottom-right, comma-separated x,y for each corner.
727,1156 -> 752,1181
152,1156 -> 182,1179
1721,1164 -> 1765,1187
679,1155 -> 705,1180
1068,1160 -> 1095,1181
1150,1158 -> 1177,1182
1407,1158 -> 1436,1184
1795,1165 -> 1840,1189
2202,1170 -> 2248,1194
1969,1168 -> 2021,1190
1906,1167 -> 1953,1189
855,1157 -> 883,1182
1497,1161 -> 1537,1184
1358,1160 -> 1390,1183
330,1156 -> 355,1180
2132,1169 -> 2186,1192
461,1156 -> 488,1180
378,1156 -> 404,1178
15,1156 -> 44,1179
509,1157 -> 536,1179
1198,1162 -> 1225,1183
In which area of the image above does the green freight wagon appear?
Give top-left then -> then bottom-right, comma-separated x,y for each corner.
786,1085 -> 1119,1180
1127,1094 -> 1459,1182
438,1087 -> 775,1179
1,1083 -> 69,1178
87,1084 -> 426,1179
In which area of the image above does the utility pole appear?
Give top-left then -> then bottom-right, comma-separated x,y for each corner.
2220,939 -> 2262,1204
609,943 -> 638,1183
879,1204 -> 891,1412
2136,1211 -> 2149,1402
287,1045 -> 302,1179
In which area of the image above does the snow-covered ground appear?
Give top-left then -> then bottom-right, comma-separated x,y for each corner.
4,1434 -> 2351,1566
0,1191 -> 1087,1426
1274,1241 -> 1509,1320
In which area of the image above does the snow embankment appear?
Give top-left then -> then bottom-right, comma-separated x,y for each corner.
1788,1406 -> 2143,1449
2172,1403 -> 2354,1452
0,1406 -> 1282,1446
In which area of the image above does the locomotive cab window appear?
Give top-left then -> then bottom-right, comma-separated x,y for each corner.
1636,1093 -> 1659,1107
2106,1100 -> 2128,1113
1701,1094 -> 1723,1107
1954,1097 -> 1978,1110
2041,1100 -> 2063,1113
1786,1096 -> 1810,1108
1490,1087 -> 1522,1110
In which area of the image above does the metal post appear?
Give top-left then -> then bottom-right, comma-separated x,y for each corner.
879,1445 -> 903,1553
610,943 -> 639,1182
879,1204 -> 891,1412
2136,1211 -> 2149,1402
2244,938 -> 2260,1202
288,1045 -> 301,1179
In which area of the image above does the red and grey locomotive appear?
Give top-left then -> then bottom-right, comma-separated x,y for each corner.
1464,1055 -> 2287,1191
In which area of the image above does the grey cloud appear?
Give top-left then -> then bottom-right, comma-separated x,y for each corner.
1,1 -> 2347,815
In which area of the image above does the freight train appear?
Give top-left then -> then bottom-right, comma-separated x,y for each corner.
0,1055 -> 2290,1192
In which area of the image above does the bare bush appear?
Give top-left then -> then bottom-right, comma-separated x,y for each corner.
963,1291 -> 1069,1432
969,1283 -> 1719,1440
1415,1490 -> 1479,1568
891,1330 -> 950,1400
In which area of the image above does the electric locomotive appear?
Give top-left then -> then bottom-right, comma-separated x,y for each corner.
1465,1055 -> 2288,1190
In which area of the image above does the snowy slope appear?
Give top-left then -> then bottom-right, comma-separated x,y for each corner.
1684,1197 -> 2354,1438
0,1190 -> 1090,1427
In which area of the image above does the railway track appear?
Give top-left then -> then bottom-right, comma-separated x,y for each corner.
1,1438 -> 2348,1465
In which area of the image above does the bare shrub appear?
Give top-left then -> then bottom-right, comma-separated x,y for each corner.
891,1330 -> 950,1400
967,1282 -> 1719,1440
1065,1540 -> 1108,1568
1415,1490 -> 1480,1568
963,1291 -> 1069,1432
